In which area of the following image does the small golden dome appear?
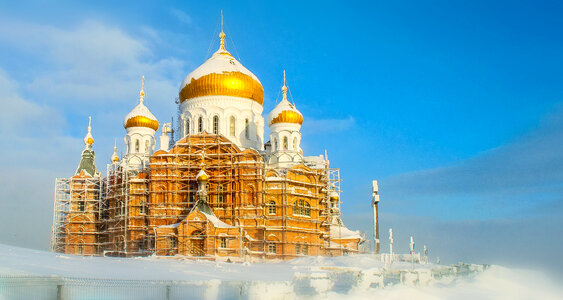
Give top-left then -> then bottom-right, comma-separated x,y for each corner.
196,170 -> 209,182
330,192 -> 339,201
83,116 -> 95,146
123,76 -> 159,131
270,110 -> 303,125
124,115 -> 159,131
179,28 -> 264,105
267,71 -> 303,126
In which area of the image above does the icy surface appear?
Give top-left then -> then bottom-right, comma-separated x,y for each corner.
180,48 -> 261,90
0,244 -> 562,299
123,102 -> 158,125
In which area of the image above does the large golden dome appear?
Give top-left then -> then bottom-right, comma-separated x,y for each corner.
179,31 -> 264,105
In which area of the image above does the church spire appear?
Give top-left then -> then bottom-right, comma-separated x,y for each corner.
282,70 -> 288,102
76,117 -> 98,176
111,138 -> 119,163
139,75 -> 145,104
219,10 -> 226,50
83,116 -> 94,149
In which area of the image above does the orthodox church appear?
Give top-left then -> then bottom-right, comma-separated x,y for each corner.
51,23 -> 364,260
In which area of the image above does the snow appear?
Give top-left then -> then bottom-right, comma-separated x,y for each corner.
330,224 -> 363,240
201,212 -> 236,229
123,102 -> 158,125
0,244 -> 562,300
266,97 -> 302,125
180,48 -> 261,90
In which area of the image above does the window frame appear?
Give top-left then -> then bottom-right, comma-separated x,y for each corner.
229,116 -> 236,136
268,243 -> 276,254
198,116 -> 203,133
267,201 -> 276,215
213,116 -> 219,135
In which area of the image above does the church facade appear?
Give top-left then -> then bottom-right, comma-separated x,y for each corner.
51,25 -> 364,260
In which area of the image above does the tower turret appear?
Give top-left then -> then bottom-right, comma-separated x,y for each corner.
266,71 -> 304,167
75,116 -> 99,177
123,76 -> 159,168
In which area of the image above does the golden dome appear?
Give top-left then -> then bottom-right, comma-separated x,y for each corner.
180,71 -> 264,104
196,169 -> 209,182
124,115 -> 159,131
330,192 -> 340,201
111,141 -> 119,163
123,76 -> 159,131
267,71 -> 303,126
179,28 -> 264,105
86,137 -> 95,145
270,110 -> 303,125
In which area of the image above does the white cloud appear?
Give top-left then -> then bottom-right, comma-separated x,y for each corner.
169,9 -> 193,25
302,116 -> 355,134
0,20 -> 184,106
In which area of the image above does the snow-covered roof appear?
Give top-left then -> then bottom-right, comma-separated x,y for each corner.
180,48 -> 261,91
123,102 -> 158,126
202,212 -> 236,229
158,222 -> 181,228
266,97 -> 302,126
330,223 -> 362,240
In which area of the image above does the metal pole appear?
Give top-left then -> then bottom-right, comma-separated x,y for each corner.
372,180 -> 380,254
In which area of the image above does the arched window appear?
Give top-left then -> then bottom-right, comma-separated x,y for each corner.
293,200 -> 310,216
229,116 -> 236,136
139,200 -> 146,215
304,202 -> 311,216
247,187 -> 256,206
185,119 -> 190,136
145,140 -> 150,153
274,138 -> 278,150
213,116 -> 219,134
217,185 -> 224,204
293,137 -> 297,150
245,118 -> 250,139
198,116 -> 203,133
77,243 -> 83,254
267,201 -> 276,215
135,139 -> 140,152
283,137 -> 288,150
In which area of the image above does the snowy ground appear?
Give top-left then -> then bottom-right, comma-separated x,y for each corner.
0,244 -> 562,300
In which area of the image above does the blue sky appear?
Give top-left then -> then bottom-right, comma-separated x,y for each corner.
0,1 -> 562,273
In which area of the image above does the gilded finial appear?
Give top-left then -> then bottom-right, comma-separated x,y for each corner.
282,70 -> 288,101
84,116 -> 95,147
139,76 -> 145,104
111,138 -> 119,163
219,10 -> 226,50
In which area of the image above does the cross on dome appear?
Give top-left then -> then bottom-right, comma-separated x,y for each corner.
139,75 -> 145,104
219,10 -> 226,50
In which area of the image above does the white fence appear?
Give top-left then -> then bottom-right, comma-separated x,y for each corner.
0,263 -> 487,300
